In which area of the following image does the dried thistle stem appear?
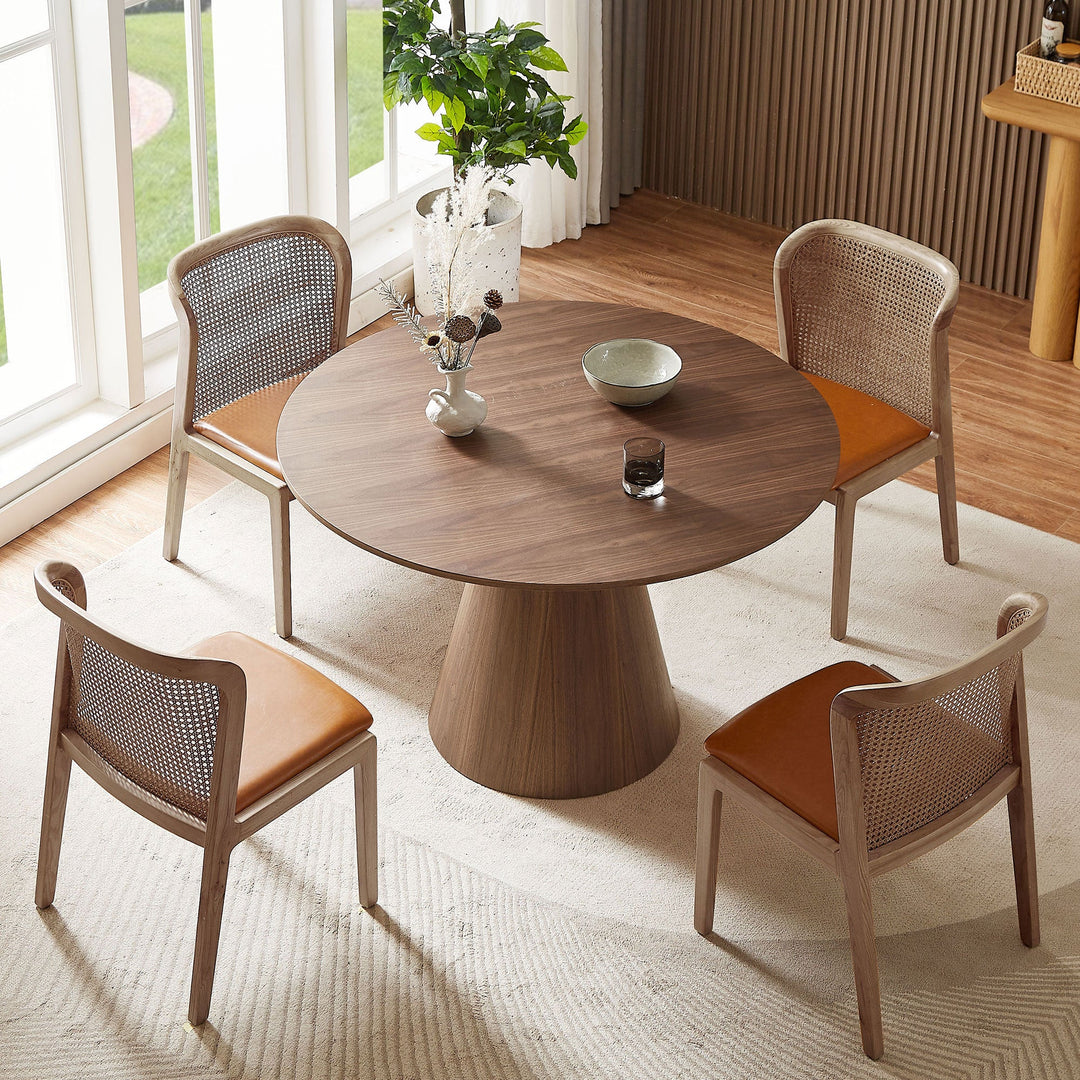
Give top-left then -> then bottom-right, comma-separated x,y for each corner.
376,278 -> 429,349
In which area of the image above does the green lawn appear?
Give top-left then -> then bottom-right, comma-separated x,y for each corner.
347,11 -> 384,177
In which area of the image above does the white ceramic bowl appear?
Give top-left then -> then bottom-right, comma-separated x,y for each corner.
581,338 -> 683,407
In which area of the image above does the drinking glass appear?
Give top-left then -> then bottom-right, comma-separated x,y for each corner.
623,437 -> 665,499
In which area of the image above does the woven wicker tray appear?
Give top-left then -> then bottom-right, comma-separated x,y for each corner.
1016,39 -> 1080,107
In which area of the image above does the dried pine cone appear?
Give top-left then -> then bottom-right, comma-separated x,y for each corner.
483,289 -> 504,311
445,314 -> 477,343
477,313 -> 502,338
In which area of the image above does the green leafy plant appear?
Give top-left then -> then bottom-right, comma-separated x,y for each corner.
383,0 -> 587,181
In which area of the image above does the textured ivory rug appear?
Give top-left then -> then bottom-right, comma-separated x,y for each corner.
2,480 -> 1079,1079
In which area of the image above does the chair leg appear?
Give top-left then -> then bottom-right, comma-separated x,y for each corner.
35,741 -> 73,909
268,491 -> 293,639
831,491 -> 857,641
694,763 -> 724,936
935,449 -> 960,565
838,851 -> 883,1060
354,736 -> 378,909
188,839 -> 232,1027
1007,782 -> 1040,947
163,441 -> 190,562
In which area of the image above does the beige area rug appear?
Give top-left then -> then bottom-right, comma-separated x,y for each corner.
2,480 -> 1079,1079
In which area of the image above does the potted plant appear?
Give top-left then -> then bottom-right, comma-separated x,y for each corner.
383,0 -> 587,313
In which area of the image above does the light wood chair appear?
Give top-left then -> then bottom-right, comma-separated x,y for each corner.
163,215 -> 352,639
33,559 -> 377,1027
695,592 -> 1047,1059
774,219 -> 961,640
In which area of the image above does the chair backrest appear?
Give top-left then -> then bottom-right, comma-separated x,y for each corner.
35,561 -> 246,829
168,215 -> 352,425
773,219 -> 960,430
831,593 -> 1048,854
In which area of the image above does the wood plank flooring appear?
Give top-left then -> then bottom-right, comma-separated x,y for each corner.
2,188 -> 1078,626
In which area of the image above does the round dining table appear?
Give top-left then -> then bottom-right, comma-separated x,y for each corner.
277,301 -> 840,799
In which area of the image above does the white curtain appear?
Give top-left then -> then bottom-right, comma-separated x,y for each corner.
468,0 -> 604,247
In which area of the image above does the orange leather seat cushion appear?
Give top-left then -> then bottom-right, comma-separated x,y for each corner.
190,631 -> 373,812
704,661 -> 893,841
192,373 -> 307,481
802,372 -> 931,489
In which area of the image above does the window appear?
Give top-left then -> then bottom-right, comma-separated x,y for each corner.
0,3 -> 93,439
346,2 -> 445,225
124,0 -> 220,292
1,0 -> 449,524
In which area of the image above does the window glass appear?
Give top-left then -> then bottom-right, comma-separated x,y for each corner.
125,0 -> 219,291
0,45 -> 78,420
0,265 -> 6,369
348,3 -> 443,219
347,3 -> 388,215
202,4 -> 220,235
0,3 -> 50,49
396,98 -> 442,192
347,4 -> 384,179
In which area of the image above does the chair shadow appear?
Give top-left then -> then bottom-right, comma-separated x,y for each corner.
36,906 -> 219,1070
237,831 -> 545,1079
513,686 -> 845,923
38,850 -> 543,1080
164,539 -> 458,714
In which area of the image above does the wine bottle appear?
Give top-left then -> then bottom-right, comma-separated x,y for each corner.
1042,0 -> 1070,57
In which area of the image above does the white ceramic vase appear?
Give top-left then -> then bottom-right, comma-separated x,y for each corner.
412,188 -> 522,317
426,364 -> 488,437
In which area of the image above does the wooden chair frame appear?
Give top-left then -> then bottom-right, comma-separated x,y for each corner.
695,592 -> 1047,1059
774,219 -> 962,640
162,215 -> 352,639
34,560 -> 377,1027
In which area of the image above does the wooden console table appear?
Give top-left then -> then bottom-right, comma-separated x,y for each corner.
982,78 -> 1080,366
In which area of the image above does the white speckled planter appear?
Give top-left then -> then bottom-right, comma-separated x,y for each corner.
412,187 -> 523,316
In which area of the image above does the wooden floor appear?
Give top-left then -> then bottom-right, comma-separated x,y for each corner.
2,189 -> 1078,625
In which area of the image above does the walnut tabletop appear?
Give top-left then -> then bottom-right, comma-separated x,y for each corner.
278,301 -> 840,798
277,302 -> 839,589
982,78 -> 1080,365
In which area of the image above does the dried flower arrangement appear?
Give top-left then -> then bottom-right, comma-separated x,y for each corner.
377,168 -> 505,372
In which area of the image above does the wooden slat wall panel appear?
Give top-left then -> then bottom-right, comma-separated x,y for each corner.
642,0 -> 1080,299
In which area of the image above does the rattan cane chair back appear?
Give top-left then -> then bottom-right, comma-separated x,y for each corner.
776,221 -> 958,428
34,561 -> 246,828
833,594 -> 1047,858
848,656 -> 1019,850
169,219 -> 350,423
61,628 -> 222,819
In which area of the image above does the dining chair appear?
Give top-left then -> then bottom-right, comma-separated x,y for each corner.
773,219 -> 961,640
163,215 -> 352,639
694,592 -> 1047,1059
33,559 -> 377,1027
